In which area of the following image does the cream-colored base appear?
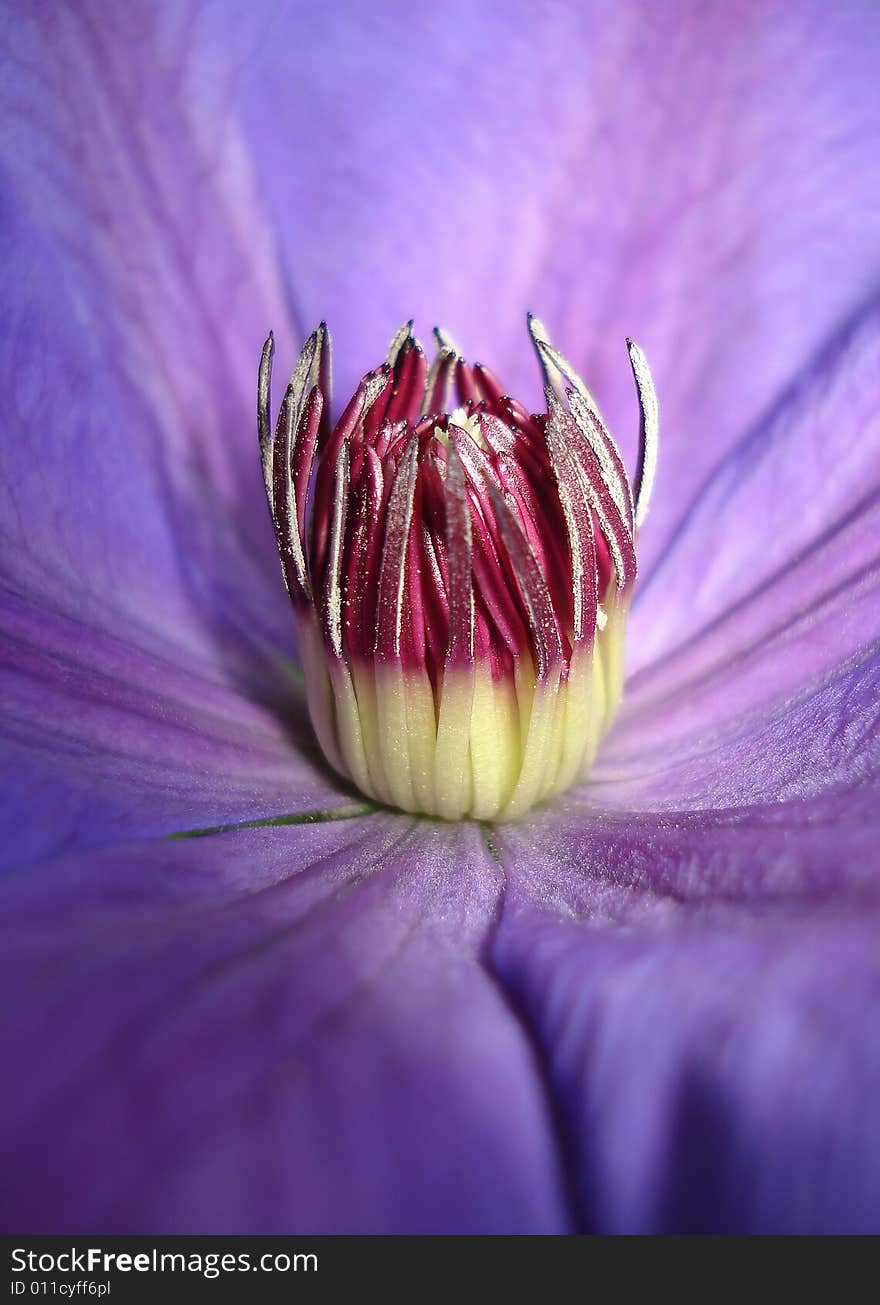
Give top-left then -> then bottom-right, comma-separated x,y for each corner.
297,602 -> 628,821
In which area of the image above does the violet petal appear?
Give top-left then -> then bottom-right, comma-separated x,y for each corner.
0,816 -> 571,1234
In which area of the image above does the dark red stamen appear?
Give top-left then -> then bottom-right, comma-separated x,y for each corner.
259,320 -> 648,688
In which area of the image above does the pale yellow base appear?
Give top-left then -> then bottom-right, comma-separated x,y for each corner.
298,603 -> 628,821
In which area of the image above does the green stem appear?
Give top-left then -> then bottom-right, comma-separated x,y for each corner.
167,803 -> 378,840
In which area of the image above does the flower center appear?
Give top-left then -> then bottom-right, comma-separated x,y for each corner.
257,315 -> 657,821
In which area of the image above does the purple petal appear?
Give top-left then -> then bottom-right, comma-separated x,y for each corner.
492,895 -> 880,1232
497,429 -> 880,895
240,0 -> 880,561
496,784 -> 880,920
492,601 -> 880,1232
484,295 -> 880,1229
575,297 -> 880,810
1,3 -> 293,663
0,588 -> 356,868
6,0 -> 879,642
0,816 -> 571,1233
631,302 -> 880,670
1,5 -> 347,856
602,628 -> 880,813
4,0 -> 880,1238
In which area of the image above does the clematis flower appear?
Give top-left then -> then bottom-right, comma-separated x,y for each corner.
2,0 -> 880,1235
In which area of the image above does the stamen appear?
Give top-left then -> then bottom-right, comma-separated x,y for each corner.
487,483 -> 563,680
385,319 -> 414,368
375,436 -> 420,660
545,414 -> 599,645
528,312 -> 603,419
271,383 -> 310,602
323,441 -> 350,658
444,445 -> 474,667
546,392 -> 636,589
257,331 -> 274,503
568,389 -> 634,529
422,343 -> 457,416
628,337 -> 659,528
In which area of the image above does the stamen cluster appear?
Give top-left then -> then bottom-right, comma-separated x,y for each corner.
258,316 -> 657,820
